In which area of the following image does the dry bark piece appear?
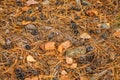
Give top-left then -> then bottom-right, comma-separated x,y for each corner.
27,55 -> 36,62
61,70 -> 67,75
58,41 -> 71,53
26,0 -> 39,6
66,56 -> 73,64
45,42 -> 55,50
80,33 -> 91,39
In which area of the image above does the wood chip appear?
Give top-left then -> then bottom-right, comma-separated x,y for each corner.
86,10 -> 98,16
27,55 -> 36,62
58,41 -> 71,53
45,42 -> 55,50
61,70 -> 67,75
66,56 -> 73,64
80,33 -> 91,39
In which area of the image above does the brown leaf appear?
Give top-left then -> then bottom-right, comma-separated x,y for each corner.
22,21 -> 31,25
58,41 -> 71,53
45,42 -> 55,50
61,70 -> 67,75
70,63 -> 77,68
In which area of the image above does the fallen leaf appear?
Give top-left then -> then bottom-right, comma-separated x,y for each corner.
45,42 -> 55,50
58,41 -> 71,53
26,0 -> 39,6
70,63 -> 77,68
80,33 -> 91,39
86,10 -> 98,16
61,70 -> 67,75
27,55 -> 36,62
66,56 -> 73,64
0,35 -> 5,45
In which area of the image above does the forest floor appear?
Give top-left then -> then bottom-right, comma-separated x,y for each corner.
0,0 -> 120,80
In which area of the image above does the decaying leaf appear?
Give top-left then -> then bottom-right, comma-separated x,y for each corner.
60,75 -> 70,80
66,56 -> 73,64
27,55 -> 36,62
22,6 -> 29,11
80,33 -> 91,39
45,42 -> 55,50
58,41 -> 71,53
26,0 -> 39,6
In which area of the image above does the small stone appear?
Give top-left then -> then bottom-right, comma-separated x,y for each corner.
61,70 -> 67,75
81,0 -> 91,6
80,33 -> 91,39
27,55 -> 36,62
66,57 -> 73,64
65,46 -> 86,58
100,23 -> 110,29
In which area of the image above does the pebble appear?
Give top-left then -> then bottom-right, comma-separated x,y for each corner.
100,23 -> 110,29
65,46 -> 86,58
80,33 -> 91,39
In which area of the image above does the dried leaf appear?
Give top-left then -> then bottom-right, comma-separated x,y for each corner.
58,41 -> 71,53
27,55 -> 36,62
45,42 -> 55,50
66,56 -> 73,64
80,33 -> 91,39
26,0 -> 39,6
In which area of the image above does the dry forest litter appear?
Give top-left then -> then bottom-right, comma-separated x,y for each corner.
0,0 -> 120,80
